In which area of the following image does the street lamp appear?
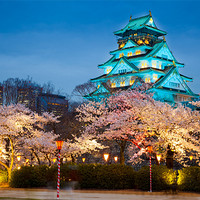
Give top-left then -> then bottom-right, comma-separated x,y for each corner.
17,155 -> 21,162
82,157 -> 86,163
56,141 -> 64,200
103,153 -> 109,163
189,155 -> 193,161
156,154 -> 161,164
114,156 -> 118,163
147,145 -> 153,192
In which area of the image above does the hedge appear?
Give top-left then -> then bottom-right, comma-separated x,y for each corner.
178,166 -> 200,192
9,164 -> 200,192
78,164 -> 136,189
135,165 -> 176,191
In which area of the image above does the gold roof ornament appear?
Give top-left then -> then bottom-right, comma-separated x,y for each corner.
173,60 -> 176,66
129,15 -> 132,21
149,10 -> 152,17
163,36 -> 166,41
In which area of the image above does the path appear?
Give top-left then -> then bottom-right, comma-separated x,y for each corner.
0,189 -> 200,200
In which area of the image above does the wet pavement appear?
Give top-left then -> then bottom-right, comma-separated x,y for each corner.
0,188 -> 200,200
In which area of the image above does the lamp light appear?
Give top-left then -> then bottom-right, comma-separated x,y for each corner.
53,158 -> 57,163
114,156 -> 118,162
189,155 -> 193,161
103,153 -> 109,162
156,154 -> 161,163
56,141 -> 64,150
82,158 -> 86,163
17,155 -> 21,162
147,145 -> 153,153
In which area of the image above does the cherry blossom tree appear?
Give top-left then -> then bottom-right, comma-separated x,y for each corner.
0,104 -> 58,181
77,88 -> 200,166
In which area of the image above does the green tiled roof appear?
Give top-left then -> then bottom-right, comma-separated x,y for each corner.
114,14 -> 166,36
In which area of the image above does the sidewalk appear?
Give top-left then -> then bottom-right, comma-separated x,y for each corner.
0,188 -> 200,200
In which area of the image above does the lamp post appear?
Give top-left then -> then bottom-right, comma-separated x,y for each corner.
56,141 -> 64,200
147,145 -> 153,192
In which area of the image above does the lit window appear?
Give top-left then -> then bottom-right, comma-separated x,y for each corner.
153,74 -> 158,80
145,63 -> 147,67
145,39 -> 149,45
145,77 -> 151,83
134,33 -> 137,36
130,79 -> 135,85
106,68 -> 112,74
159,63 -> 162,69
152,61 -> 157,68
120,81 -> 125,87
127,52 -> 133,57
97,85 -> 100,89
111,83 -> 116,88
135,50 -> 141,55
137,40 -> 143,45
119,53 -> 124,58
119,43 -> 125,48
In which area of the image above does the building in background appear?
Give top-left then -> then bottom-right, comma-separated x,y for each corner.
0,78 -> 68,116
85,12 -> 199,104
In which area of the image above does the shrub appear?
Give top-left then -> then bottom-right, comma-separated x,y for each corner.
0,169 -> 8,184
178,166 -> 200,192
10,165 -> 49,188
78,164 -> 136,189
135,165 -> 176,191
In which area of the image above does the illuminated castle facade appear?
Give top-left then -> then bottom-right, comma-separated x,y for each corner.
85,12 -> 198,103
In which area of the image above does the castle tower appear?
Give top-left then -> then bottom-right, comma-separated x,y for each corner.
85,13 -> 199,103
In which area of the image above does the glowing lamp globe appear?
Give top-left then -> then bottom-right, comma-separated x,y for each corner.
114,156 -> 118,162
103,153 -> 109,162
147,146 -> 153,153
156,154 -> 161,163
56,141 -> 64,150
189,155 -> 193,161
82,158 -> 86,163
17,155 -> 21,161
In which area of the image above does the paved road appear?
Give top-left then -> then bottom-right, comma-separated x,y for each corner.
0,189 -> 200,200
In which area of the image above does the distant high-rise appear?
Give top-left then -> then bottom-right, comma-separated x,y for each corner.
0,78 -> 68,116
85,12 -> 199,103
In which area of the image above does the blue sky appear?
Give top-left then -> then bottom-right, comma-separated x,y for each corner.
0,0 -> 199,96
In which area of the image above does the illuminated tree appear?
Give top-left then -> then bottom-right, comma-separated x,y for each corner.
77,89 -> 200,166
0,104 -> 58,181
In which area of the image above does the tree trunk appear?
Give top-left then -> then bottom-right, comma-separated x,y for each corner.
31,149 -> 41,165
117,140 -> 127,165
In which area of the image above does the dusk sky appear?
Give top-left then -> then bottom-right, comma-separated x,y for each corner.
0,0 -> 199,97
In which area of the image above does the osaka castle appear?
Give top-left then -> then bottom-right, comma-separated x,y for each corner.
84,12 -> 199,103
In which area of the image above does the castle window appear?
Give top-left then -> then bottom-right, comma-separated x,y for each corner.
130,79 -> 135,85
152,61 -> 157,68
119,43 -> 125,48
153,74 -> 158,80
137,40 -> 143,45
159,63 -> 162,69
106,68 -> 112,74
145,39 -> 149,45
120,81 -> 125,87
145,77 -> 151,83
111,82 -> 116,88
127,52 -> 133,57
97,85 -> 100,89
169,82 -> 180,88
135,50 -> 141,55
119,53 -> 124,58
118,69 -> 126,74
